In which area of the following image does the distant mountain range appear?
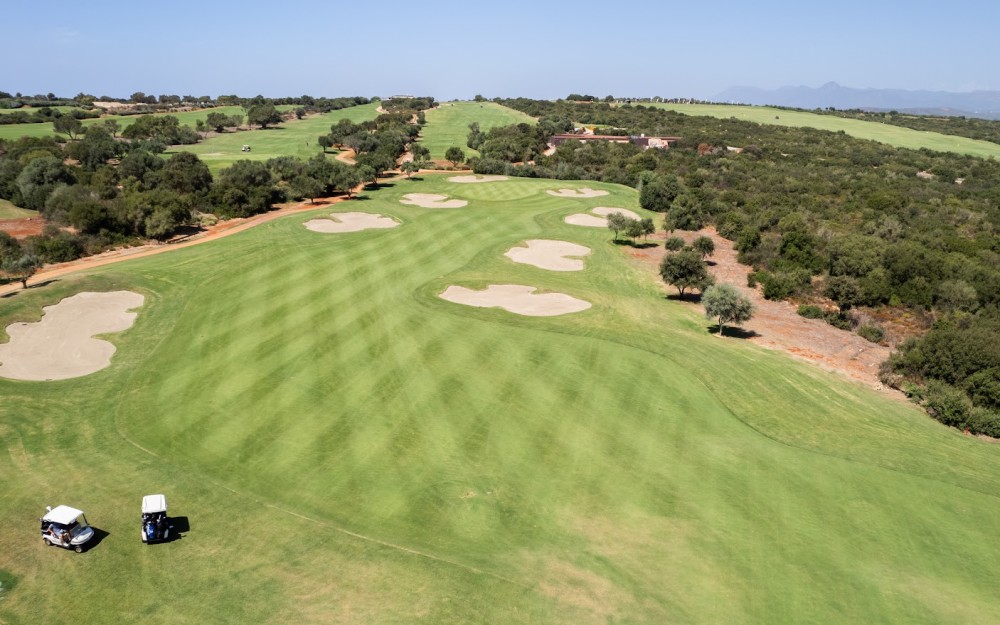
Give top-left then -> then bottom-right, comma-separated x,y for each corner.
713,82 -> 1000,119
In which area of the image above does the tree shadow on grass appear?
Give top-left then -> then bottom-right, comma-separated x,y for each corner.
666,292 -> 705,303
612,240 -> 659,249
708,325 -> 759,339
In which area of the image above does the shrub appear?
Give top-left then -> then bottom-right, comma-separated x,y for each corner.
664,236 -> 685,251
857,324 -> 886,344
824,311 -> 856,331
924,380 -> 973,429
797,304 -> 824,319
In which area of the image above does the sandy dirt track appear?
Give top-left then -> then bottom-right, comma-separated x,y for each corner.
0,196 -> 353,299
448,175 -> 509,183
399,193 -> 468,208
547,188 -> 609,198
0,291 -> 144,381
304,212 -> 399,233
440,284 -> 591,316
505,240 -> 591,271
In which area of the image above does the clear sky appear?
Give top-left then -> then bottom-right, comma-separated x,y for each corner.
4,0 -> 998,100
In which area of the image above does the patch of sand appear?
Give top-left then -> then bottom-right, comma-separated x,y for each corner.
448,175 -> 509,183
304,212 -> 399,233
0,291 -> 144,381
505,240 -> 591,271
565,207 -> 641,228
440,284 -> 591,316
399,193 -> 468,208
592,207 -> 640,220
547,187 -> 609,198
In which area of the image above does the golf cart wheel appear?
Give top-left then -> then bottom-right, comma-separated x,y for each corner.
74,544 -> 83,553
43,537 -> 52,546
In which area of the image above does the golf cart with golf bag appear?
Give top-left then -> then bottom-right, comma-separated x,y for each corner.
40,505 -> 94,553
141,494 -> 171,543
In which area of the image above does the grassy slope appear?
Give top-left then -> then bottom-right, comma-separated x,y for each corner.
0,199 -> 34,219
168,103 -> 381,173
0,177 -> 998,624
419,102 -> 536,160
643,103 -> 1000,158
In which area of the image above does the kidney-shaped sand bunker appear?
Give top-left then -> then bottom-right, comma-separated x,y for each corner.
399,193 -> 468,209
505,240 -> 591,271
0,291 -> 144,381
440,285 -> 591,316
304,212 -> 399,233
564,206 -> 642,228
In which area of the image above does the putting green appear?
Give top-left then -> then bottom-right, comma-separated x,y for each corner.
1,176 -> 998,624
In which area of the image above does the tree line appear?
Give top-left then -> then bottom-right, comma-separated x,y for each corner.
481,98 -> 1000,438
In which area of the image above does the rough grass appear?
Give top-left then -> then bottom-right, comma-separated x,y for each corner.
641,103 -> 1000,158
0,199 -> 34,219
419,101 -> 536,160
168,103 -> 381,173
0,176 -> 998,624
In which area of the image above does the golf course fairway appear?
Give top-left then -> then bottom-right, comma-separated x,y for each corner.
1,175 -> 998,625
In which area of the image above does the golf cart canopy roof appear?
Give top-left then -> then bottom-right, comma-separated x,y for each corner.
43,505 -> 84,525
142,494 -> 167,514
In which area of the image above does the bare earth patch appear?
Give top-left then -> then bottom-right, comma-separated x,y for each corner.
440,285 -> 591,316
0,291 -> 144,381
447,175 -> 509,183
564,207 -> 640,228
303,212 -> 399,233
547,187 -> 609,198
505,239 -> 591,271
399,193 -> 468,209
627,228 -> 898,396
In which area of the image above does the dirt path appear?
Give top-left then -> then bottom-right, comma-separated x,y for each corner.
334,149 -> 357,165
628,228 -> 900,398
0,196 -> 350,298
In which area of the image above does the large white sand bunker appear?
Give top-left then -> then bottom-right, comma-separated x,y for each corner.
448,175 -> 509,183
564,206 -> 641,228
0,291 -> 144,381
440,285 -> 591,316
547,187 -> 609,198
399,193 -> 468,208
304,212 -> 399,233
505,240 -> 591,272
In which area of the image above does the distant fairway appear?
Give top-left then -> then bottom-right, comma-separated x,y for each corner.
640,102 -> 1000,158
419,101 -> 536,159
169,102 -> 381,173
1,176 -> 999,624
0,105 -> 296,142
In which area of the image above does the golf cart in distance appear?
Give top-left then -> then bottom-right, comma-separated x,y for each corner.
40,505 -> 94,553
141,494 -> 171,543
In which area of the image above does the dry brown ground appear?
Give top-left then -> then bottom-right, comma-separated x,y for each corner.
0,217 -> 45,238
629,228 -> 902,398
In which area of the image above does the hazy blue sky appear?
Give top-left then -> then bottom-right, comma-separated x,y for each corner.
5,0 -> 998,99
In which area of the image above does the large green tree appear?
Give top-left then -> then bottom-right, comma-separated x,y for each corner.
247,103 -> 283,129
659,249 -> 714,298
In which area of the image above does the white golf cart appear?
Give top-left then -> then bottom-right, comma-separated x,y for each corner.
141,494 -> 171,543
40,505 -> 94,553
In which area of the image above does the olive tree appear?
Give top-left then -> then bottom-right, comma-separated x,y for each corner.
702,283 -> 755,337
659,249 -> 714,298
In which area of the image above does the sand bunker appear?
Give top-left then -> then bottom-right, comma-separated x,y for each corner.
448,175 -> 509,183
440,285 -> 591,316
564,207 -> 642,228
547,187 -> 609,198
304,212 -> 399,233
0,291 -> 144,381
505,240 -> 591,271
399,193 -> 468,209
